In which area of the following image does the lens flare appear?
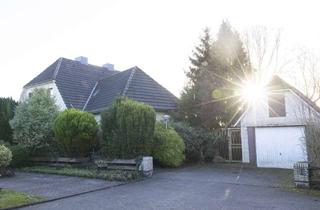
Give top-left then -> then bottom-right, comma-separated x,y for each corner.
240,80 -> 267,105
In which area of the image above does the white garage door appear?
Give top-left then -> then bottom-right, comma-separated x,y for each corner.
255,126 -> 307,169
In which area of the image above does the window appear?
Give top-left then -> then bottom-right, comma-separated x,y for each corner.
28,92 -> 33,98
268,93 -> 286,117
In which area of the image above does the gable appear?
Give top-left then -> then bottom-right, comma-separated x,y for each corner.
235,76 -> 320,127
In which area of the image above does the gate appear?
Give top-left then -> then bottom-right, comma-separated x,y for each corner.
229,129 -> 242,162
218,128 -> 242,162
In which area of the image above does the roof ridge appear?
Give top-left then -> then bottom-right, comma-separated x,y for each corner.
82,81 -> 99,111
53,57 -> 63,79
122,67 -> 137,96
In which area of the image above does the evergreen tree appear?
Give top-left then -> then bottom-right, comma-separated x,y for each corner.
180,21 -> 251,129
179,28 -> 212,126
0,97 -> 17,143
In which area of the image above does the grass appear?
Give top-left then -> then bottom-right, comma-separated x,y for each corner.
278,176 -> 320,197
0,189 -> 44,209
19,165 -> 140,182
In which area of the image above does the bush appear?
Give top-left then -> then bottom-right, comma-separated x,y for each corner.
101,97 -> 156,159
0,98 -> 17,144
153,123 -> 185,167
9,144 -> 30,168
53,109 -> 98,157
172,122 -> 219,162
0,145 -> 12,168
10,89 -> 59,151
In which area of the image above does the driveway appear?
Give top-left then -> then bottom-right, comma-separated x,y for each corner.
16,164 -> 320,210
1,172 -> 123,200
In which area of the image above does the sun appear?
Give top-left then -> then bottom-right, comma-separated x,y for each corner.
240,80 -> 267,105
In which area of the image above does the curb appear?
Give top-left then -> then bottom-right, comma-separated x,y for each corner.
2,177 -> 147,210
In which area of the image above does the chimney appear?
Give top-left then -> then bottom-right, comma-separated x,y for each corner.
103,63 -> 115,71
75,56 -> 88,65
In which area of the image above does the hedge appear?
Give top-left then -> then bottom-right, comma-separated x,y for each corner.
101,97 -> 156,158
153,123 -> 185,167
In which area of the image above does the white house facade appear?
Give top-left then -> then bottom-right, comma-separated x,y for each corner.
234,77 -> 320,169
20,81 -> 67,110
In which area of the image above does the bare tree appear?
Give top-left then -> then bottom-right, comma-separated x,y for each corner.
295,48 -> 320,103
243,26 -> 291,82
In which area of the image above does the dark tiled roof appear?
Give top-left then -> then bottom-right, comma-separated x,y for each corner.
85,67 -> 178,112
84,69 -> 133,112
24,58 -> 178,112
54,58 -> 117,109
24,59 -> 60,87
124,68 -> 178,110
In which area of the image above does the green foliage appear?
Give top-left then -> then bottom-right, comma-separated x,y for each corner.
180,21 -> 251,128
153,123 -> 185,167
9,144 -> 30,168
101,97 -> 156,158
0,145 -> 12,168
10,88 -> 59,151
0,189 -> 44,209
172,121 -> 220,162
21,166 -> 139,182
53,109 -> 98,157
0,98 -> 17,144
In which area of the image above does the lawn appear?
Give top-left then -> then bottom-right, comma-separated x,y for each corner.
20,165 -> 140,182
278,175 -> 320,197
0,189 -> 44,209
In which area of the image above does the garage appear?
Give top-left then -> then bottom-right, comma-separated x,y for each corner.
255,126 -> 308,169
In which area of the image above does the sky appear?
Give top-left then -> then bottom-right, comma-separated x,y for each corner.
1,0 -> 320,100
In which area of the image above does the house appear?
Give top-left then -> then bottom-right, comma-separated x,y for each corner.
229,75 -> 320,169
20,57 -> 178,120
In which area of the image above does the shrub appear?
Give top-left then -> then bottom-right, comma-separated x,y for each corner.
171,121 -> 219,162
9,144 -> 30,168
153,123 -> 185,167
10,89 -> 59,151
101,97 -> 156,158
53,109 -> 98,157
0,98 -> 17,144
0,145 -> 12,168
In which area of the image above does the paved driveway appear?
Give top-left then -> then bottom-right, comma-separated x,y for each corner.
1,172 -> 122,199
18,165 -> 320,210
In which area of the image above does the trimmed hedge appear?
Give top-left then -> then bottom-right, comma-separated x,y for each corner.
53,109 -> 98,157
153,123 -> 185,167
101,97 -> 156,158
9,144 -> 30,168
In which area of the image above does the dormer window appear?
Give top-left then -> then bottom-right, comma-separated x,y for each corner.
268,93 -> 286,117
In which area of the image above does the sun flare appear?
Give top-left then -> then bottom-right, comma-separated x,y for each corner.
240,80 -> 267,105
